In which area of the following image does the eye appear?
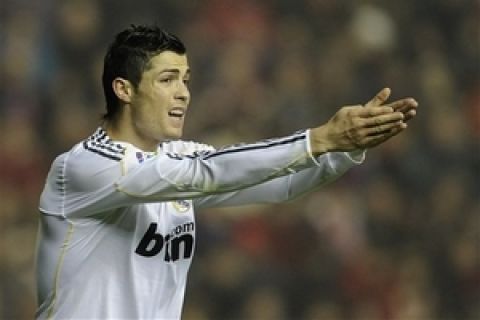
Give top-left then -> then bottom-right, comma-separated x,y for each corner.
160,78 -> 173,84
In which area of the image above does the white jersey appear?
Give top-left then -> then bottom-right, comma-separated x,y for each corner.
35,127 -> 364,320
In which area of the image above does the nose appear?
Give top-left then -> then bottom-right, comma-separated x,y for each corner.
175,81 -> 190,103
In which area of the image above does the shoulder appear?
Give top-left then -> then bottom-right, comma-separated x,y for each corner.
82,127 -> 126,161
161,140 -> 215,156
49,129 -> 126,192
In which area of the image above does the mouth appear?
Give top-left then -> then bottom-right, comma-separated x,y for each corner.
167,107 -> 186,119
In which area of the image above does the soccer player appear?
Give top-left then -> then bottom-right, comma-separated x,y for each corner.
35,25 -> 417,319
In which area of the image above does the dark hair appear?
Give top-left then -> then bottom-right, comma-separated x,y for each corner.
102,25 -> 186,121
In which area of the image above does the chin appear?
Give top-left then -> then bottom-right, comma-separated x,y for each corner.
165,130 -> 183,140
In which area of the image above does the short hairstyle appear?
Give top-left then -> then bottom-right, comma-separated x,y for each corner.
102,25 -> 186,121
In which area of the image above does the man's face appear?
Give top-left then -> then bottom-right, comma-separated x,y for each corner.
130,51 -> 190,143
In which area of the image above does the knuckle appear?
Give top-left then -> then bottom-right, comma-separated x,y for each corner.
344,105 -> 361,117
336,107 -> 348,118
352,118 -> 362,127
343,107 -> 354,116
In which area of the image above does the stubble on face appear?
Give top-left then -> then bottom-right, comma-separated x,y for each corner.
130,52 -> 190,149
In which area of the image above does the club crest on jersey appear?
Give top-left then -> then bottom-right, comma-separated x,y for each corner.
136,152 -> 145,163
172,200 -> 191,213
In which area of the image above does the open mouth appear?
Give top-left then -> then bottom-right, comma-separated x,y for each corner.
168,108 -> 185,118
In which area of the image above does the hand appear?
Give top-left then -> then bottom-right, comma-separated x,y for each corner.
383,93 -> 417,122
309,88 -> 418,154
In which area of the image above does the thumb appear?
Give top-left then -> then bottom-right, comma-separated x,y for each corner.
365,87 -> 391,108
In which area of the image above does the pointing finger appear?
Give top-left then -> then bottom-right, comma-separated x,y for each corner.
363,112 -> 404,127
356,106 -> 394,118
365,88 -> 391,108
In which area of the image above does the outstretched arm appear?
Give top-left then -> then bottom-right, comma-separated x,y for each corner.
194,88 -> 418,209
41,88 -> 416,217
193,150 -> 364,208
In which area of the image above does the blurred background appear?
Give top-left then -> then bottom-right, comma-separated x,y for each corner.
1,0 -> 479,319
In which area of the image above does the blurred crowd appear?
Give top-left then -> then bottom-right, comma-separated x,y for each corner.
0,0 -> 478,319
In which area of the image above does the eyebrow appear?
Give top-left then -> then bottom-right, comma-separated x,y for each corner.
159,68 -> 190,76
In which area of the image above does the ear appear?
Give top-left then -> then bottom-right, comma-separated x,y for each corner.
112,78 -> 134,104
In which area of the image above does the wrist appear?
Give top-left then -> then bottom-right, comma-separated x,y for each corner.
308,125 -> 334,155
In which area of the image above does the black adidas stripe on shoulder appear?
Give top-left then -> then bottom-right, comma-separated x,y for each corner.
83,141 -> 124,161
83,128 -> 126,161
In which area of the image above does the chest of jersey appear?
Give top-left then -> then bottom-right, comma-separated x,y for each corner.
132,201 -> 196,263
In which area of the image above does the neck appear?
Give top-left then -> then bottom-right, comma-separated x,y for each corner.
104,116 -> 159,152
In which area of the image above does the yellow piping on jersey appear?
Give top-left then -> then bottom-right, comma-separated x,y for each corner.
46,222 -> 75,320
120,151 -> 128,176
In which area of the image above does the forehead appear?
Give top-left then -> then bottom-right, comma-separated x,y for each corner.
146,51 -> 189,73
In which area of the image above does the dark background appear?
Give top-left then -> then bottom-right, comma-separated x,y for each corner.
1,0 -> 478,319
